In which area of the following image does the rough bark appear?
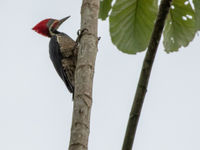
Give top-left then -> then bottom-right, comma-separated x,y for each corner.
122,0 -> 172,150
68,0 -> 99,150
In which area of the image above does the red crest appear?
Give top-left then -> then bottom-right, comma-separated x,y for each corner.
32,19 -> 52,37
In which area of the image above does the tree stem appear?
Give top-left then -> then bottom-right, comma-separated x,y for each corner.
122,0 -> 172,149
68,0 -> 99,150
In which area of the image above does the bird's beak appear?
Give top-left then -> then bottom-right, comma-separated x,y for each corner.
56,16 -> 70,29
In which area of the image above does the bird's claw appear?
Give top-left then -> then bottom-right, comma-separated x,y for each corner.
76,28 -> 100,45
76,29 -> 81,36
77,28 -> 88,36
76,28 -> 88,43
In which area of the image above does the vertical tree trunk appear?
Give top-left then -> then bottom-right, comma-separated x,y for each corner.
69,0 -> 99,150
122,0 -> 172,150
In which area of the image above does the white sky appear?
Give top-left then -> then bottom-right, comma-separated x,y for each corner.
0,0 -> 200,150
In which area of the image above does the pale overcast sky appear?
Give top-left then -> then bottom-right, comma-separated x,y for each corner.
0,0 -> 200,150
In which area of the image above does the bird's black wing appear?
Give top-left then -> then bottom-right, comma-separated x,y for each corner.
49,36 -> 74,93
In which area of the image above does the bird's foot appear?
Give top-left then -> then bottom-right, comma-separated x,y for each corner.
75,28 -> 88,43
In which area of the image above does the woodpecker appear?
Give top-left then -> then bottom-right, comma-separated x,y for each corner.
32,16 -> 77,96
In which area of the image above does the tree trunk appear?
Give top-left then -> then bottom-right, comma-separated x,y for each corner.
68,0 -> 99,150
122,0 -> 172,149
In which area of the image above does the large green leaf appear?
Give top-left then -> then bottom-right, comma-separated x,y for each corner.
163,0 -> 196,53
99,0 -> 113,20
193,0 -> 200,30
109,0 -> 158,54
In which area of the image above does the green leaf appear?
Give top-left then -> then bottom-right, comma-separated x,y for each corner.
163,0 -> 196,53
99,0 -> 113,20
193,0 -> 200,30
109,0 -> 158,54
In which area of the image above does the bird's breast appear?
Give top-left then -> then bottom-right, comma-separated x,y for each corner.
56,34 -> 77,58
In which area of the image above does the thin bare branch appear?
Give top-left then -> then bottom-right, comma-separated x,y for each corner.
122,0 -> 172,149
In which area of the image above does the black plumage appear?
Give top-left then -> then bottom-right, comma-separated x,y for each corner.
49,33 -> 77,94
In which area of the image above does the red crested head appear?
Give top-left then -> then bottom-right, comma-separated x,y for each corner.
32,16 -> 70,37
32,18 -> 53,37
